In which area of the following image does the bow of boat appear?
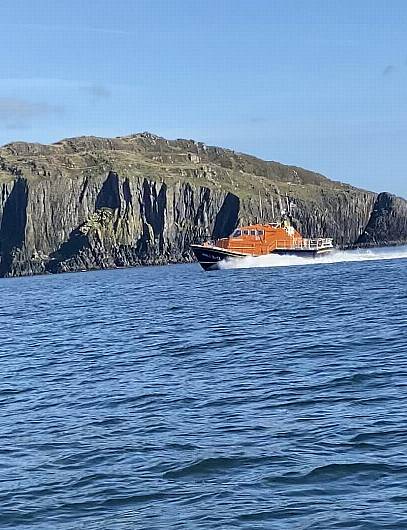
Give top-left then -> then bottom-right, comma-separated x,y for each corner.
190,244 -> 246,271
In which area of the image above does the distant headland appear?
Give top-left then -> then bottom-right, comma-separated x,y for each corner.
0,132 -> 406,277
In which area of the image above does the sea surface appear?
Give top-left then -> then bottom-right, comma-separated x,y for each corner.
1,247 -> 407,530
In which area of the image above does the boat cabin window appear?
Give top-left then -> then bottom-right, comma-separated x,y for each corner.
250,230 -> 256,236
232,229 -> 241,237
243,230 -> 249,235
257,230 -> 264,236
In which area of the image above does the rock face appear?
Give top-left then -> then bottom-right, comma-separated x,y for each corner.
357,192 -> 407,247
0,132 -> 405,277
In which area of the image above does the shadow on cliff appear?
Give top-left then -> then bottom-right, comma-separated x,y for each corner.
45,228 -> 89,273
212,193 -> 240,239
0,178 -> 28,275
96,172 -> 121,210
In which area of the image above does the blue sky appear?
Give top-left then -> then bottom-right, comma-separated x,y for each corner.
0,0 -> 406,196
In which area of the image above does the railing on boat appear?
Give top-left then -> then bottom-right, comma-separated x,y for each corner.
274,238 -> 333,250
203,237 -> 334,252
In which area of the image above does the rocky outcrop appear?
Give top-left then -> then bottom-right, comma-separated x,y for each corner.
357,192 -> 407,247
0,133 -> 405,277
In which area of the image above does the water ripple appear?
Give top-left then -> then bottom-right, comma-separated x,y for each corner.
0,256 -> 406,529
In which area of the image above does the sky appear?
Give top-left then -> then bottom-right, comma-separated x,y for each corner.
0,0 -> 406,197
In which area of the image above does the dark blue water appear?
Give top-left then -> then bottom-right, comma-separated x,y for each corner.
1,253 -> 407,529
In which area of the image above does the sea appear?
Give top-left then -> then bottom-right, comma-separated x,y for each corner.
1,246 -> 407,530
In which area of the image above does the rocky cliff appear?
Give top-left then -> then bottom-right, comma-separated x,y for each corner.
0,132 -> 405,277
357,192 -> 407,247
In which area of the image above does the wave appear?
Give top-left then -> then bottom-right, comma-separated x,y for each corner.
163,455 -> 280,478
219,245 -> 407,270
265,462 -> 407,485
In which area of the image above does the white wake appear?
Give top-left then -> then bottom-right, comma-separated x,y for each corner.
219,245 -> 407,270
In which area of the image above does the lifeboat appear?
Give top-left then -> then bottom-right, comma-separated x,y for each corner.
191,217 -> 333,271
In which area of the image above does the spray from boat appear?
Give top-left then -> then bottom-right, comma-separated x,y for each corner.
218,245 -> 407,270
